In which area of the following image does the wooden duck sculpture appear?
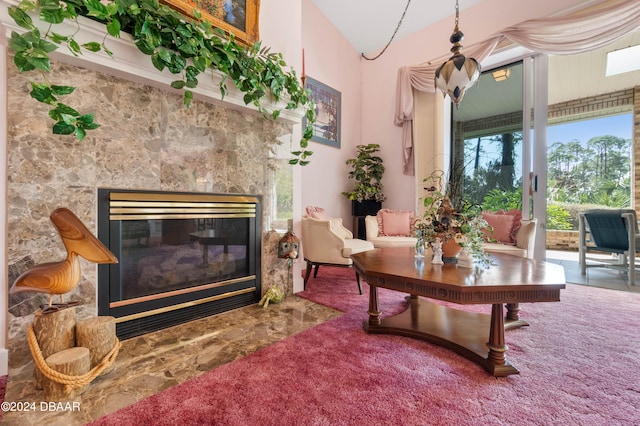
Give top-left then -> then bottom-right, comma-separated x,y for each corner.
10,208 -> 118,311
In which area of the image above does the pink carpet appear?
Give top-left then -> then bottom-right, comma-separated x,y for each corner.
0,374 -> 6,423
91,267 -> 640,425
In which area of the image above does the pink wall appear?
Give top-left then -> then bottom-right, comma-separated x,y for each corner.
294,0 -> 592,226
359,0 -> 594,211
300,0 -> 363,223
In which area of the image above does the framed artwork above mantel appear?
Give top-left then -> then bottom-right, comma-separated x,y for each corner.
162,0 -> 260,46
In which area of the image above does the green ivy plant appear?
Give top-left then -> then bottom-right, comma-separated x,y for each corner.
7,0 -> 315,165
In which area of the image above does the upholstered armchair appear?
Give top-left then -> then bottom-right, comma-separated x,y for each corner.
301,208 -> 374,294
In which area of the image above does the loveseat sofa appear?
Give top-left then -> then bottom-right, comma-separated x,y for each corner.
364,210 -> 537,259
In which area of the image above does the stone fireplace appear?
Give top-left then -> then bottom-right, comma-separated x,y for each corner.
5,26 -> 299,367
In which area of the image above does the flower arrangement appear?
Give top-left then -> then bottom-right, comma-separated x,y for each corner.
415,170 -> 493,267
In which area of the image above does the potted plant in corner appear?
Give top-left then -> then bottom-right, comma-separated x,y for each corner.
342,144 -> 386,216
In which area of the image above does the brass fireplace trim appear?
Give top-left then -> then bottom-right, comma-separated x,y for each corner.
114,287 -> 257,324
108,192 -> 259,220
109,275 -> 257,308
110,192 -> 259,203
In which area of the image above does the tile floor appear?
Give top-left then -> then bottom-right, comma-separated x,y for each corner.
546,250 -> 640,293
3,251 -> 638,425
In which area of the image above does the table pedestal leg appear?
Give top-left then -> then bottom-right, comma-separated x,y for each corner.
505,303 -> 529,329
367,285 -> 381,326
486,303 -> 519,376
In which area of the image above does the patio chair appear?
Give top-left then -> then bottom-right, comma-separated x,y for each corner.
578,209 -> 640,285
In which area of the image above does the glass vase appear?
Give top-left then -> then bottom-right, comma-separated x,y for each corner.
414,237 -> 425,258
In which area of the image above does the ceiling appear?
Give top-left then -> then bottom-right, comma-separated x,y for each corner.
309,0 -> 484,55
309,0 -> 640,122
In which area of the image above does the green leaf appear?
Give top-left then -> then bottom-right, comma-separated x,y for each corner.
35,38 -> 60,53
106,3 -> 119,16
9,32 -> 30,53
106,19 -> 121,38
185,65 -> 199,81
151,53 -> 165,71
175,24 -> 192,39
192,56 -> 209,72
49,32 -> 69,43
135,39 -> 155,55
50,85 -> 75,96
82,42 -> 101,52
77,113 -> 98,127
30,83 -> 55,103
166,53 -> 186,73
13,52 -> 35,72
8,6 -> 34,30
129,3 -> 141,15
170,80 -> 185,89
74,126 -> 86,140
39,7 -> 65,25
303,125 -> 313,139
157,47 -> 172,63
68,39 -> 81,56
52,121 -> 75,135
53,103 -> 80,116
85,0 -> 108,18
26,54 -> 51,72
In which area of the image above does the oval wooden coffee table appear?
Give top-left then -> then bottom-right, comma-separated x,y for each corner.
351,248 -> 566,377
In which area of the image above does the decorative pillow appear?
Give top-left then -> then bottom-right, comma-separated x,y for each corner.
305,206 -> 330,221
482,210 -> 522,244
377,209 -> 415,237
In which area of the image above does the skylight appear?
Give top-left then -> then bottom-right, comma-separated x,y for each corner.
605,45 -> 640,76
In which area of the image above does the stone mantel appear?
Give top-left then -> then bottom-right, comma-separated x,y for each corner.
0,0 -> 304,124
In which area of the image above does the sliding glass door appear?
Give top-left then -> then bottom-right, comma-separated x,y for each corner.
450,56 -> 546,260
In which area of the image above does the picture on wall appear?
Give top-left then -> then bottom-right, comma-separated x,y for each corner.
303,77 -> 341,148
162,0 -> 260,46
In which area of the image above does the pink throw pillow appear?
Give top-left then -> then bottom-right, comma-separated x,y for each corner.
377,209 -> 415,236
482,210 -> 522,244
305,206 -> 330,221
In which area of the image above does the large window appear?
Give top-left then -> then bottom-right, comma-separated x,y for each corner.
546,113 -> 633,230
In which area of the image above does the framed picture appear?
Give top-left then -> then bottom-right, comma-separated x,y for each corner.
161,0 -> 260,46
303,77 -> 341,148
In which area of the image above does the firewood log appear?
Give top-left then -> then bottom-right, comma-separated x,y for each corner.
76,316 -> 117,376
32,307 -> 76,389
42,347 -> 90,401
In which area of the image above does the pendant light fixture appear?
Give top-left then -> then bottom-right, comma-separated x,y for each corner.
434,0 -> 480,108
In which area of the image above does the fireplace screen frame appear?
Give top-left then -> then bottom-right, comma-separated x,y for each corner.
97,189 -> 262,339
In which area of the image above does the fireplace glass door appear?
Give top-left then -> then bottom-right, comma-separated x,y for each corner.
97,189 -> 261,339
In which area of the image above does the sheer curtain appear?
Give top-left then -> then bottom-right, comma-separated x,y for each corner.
395,0 -> 640,175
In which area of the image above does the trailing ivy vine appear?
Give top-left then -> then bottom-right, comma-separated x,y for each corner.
7,0 -> 315,165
